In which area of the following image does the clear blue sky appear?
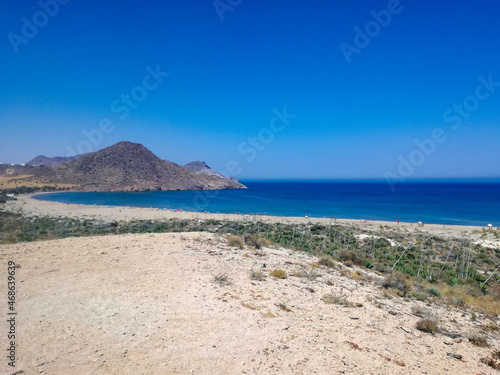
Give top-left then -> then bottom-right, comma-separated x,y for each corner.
1,0 -> 499,180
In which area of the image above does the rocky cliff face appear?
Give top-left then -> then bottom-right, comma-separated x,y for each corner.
183,161 -> 227,179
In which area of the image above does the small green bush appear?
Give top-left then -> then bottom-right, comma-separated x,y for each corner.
427,287 -> 441,297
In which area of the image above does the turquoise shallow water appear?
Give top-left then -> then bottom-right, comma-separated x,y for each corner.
34,180 -> 500,226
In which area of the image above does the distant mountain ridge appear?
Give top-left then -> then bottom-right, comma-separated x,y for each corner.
27,154 -> 85,166
183,161 -> 227,179
7,141 -> 246,192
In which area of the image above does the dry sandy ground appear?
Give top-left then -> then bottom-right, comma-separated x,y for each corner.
1,232 -> 499,375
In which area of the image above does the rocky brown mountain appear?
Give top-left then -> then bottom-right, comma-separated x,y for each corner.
4,142 -> 246,192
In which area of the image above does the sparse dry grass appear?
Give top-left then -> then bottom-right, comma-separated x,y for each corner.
351,270 -> 364,281
339,269 -> 350,277
416,319 -> 438,334
290,267 -> 320,280
317,254 -> 336,268
322,290 -> 362,308
481,322 -> 500,333
411,305 -> 431,318
250,268 -> 266,281
468,333 -> 490,347
382,272 -> 412,297
243,233 -> 270,249
270,269 -> 287,279
0,175 -> 76,190
480,349 -> 500,370
226,235 -> 245,249
213,272 -> 232,286
381,288 -> 401,299
438,283 -> 500,315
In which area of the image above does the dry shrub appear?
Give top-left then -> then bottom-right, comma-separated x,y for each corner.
338,250 -> 363,266
259,236 -> 272,247
382,272 -> 412,297
416,319 -> 438,334
339,269 -> 350,277
213,272 -> 232,286
270,269 -> 287,279
322,291 -> 363,308
322,292 -> 348,306
480,350 -> 500,370
382,288 -> 400,299
439,283 -> 500,315
226,235 -> 245,249
427,287 -> 441,297
243,233 -> 263,249
317,254 -> 336,268
374,263 -> 390,273
468,333 -> 490,347
481,322 -> 500,332
344,260 -> 354,268
351,271 -> 364,281
250,268 -> 266,281
290,268 -> 320,280
411,305 -> 431,318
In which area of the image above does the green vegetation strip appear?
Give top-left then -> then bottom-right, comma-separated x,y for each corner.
1,207 -> 499,295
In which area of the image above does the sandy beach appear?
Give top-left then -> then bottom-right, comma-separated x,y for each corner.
5,193 -> 497,241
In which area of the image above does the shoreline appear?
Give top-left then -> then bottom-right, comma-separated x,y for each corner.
3,193 -> 496,238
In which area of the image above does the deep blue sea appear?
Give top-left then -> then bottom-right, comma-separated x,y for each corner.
34,180 -> 500,226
